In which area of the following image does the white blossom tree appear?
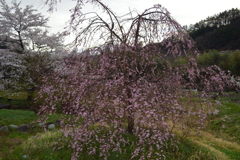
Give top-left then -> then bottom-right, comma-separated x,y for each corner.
0,0 -> 49,53
24,28 -> 66,54
0,0 -> 66,103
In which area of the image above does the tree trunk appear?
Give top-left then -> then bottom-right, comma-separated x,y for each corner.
17,31 -> 24,54
27,87 -> 36,102
127,113 -> 134,134
126,87 -> 134,134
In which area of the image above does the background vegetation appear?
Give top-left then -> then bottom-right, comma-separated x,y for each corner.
196,50 -> 240,76
185,8 -> 240,51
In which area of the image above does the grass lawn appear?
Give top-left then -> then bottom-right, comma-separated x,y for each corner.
0,91 -> 240,159
0,109 -> 62,160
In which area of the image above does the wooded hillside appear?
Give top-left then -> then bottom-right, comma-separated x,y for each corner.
185,8 -> 240,51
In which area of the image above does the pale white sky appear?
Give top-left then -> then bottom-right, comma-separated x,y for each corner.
5,0 -> 240,42
14,0 -> 240,30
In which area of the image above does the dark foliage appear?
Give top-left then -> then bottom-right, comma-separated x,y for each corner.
186,8 -> 240,51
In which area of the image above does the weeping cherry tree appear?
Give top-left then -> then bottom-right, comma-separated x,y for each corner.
37,0 -> 237,159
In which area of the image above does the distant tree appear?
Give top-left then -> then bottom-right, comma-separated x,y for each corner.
187,8 -> 240,33
0,50 -> 20,88
0,49 -> 61,102
36,0 -> 236,159
219,51 -> 240,76
0,0 -> 65,103
196,50 -> 221,67
0,0 -> 49,54
196,50 -> 240,77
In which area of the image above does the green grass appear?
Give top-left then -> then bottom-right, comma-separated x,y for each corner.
200,92 -> 240,159
2,129 -> 213,160
0,91 -> 240,160
0,109 -> 62,159
208,93 -> 240,144
0,109 -> 61,126
4,131 -> 73,160
0,109 -> 37,126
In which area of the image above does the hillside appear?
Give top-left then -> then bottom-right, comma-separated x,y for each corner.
185,8 -> 240,52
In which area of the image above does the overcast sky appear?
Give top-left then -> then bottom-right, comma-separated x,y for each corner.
15,0 -> 239,32
6,0 -> 240,37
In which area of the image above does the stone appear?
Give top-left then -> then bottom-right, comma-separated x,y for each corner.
0,103 -> 11,109
22,155 -> 29,159
17,124 -> 30,132
9,124 -> 18,129
48,124 -> 55,130
38,123 -> 44,127
0,126 -> 9,132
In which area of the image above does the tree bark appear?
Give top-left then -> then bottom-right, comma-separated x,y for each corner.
17,31 -> 24,54
127,113 -> 134,134
126,87 -> 134,134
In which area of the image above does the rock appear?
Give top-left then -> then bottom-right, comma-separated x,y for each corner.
0,126 -> 9,132
38,123 -> 44,127
9,124 -> 18,129
48,124 -> 55,130
22,155 -> 28,159
17,124 -> 30,132
0,103 -> 11,109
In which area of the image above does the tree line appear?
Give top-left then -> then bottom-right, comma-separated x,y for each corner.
184,8 -> 240,51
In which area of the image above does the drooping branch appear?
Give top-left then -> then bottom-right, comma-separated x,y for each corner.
36,1 -> 238,159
